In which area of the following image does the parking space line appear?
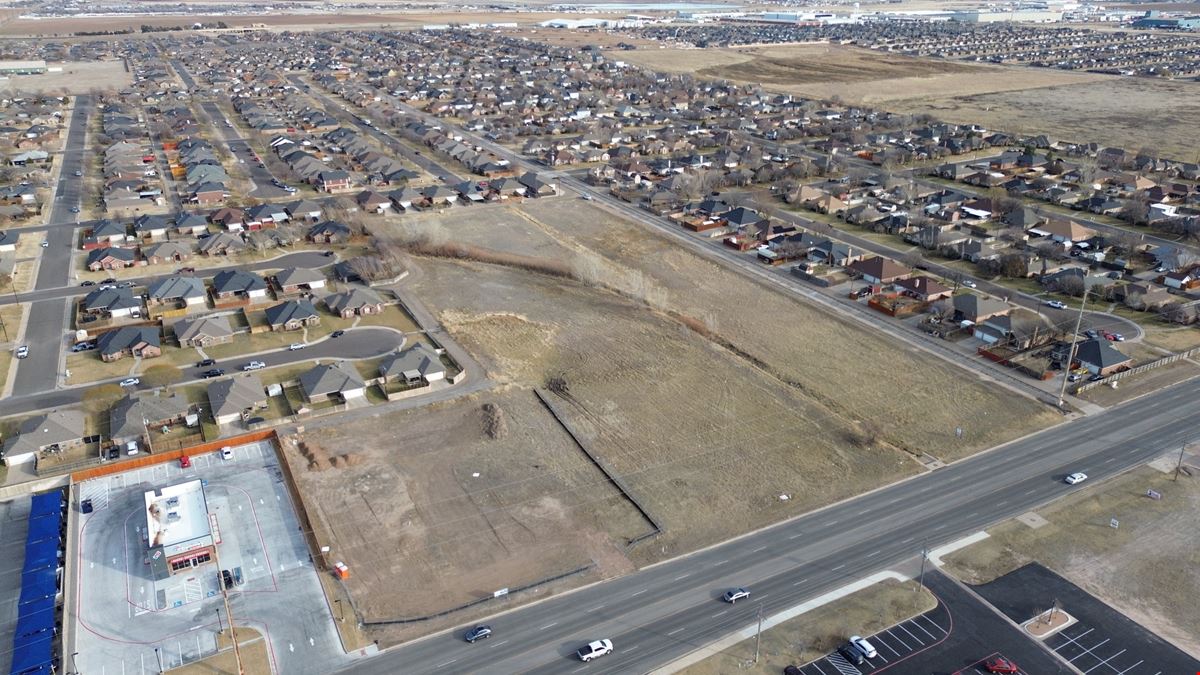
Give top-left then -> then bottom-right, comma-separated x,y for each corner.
809,661 -> 830,675
874,633 -> 902,658
917,613 -> 948,635
1083,649 -> 1127,674
895,622 -> 925,645
909,617 -> 938,640
1113,662 -> 1144,675
885,627 -> 911,650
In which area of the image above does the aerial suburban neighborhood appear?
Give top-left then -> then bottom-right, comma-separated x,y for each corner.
0,2 -> 1198,675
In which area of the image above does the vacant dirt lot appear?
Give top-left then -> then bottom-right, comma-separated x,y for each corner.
892,76 -> 1200,158
0,60 -> 130,94
944,464 -> 1200,657
618,44 -> 1101,105
284,390 -> 646,628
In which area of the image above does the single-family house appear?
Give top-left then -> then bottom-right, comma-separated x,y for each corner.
378,344 -> 446,385
147,275 -> 207,308
173,315 -> 234,347
264,299 -> 320,331
208,374 -> 268,425
307,221 -> 351,244
86,246 -> 137,271
1073,338 -> 1132,376
953,293 -> 1012,324
97,325 -> 161,362
324,288 -> 383,318
141,241 -> 192,266
1,409 -> 85,466
274,267 -> 326,293
298,362 -> 366,403
211,269 -> 269,302
109,392 -> 190,447
80,287 -> 142,319
847,257 -> 911,285
893,276 -> 952,302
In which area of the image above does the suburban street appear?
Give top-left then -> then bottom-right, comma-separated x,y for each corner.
12,94 -> 92,395
344,375 -> 1200,675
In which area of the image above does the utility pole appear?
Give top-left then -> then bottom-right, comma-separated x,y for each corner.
1056,286 -> 1089,409
1174,443 -> 1189,481
917,543 -> 929,590
753,603 -> 764,664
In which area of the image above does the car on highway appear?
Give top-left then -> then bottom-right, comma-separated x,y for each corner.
197,358 -> 216,367
723,588 -> 750,604
220,446 -> 233,460
1064,472 -> 1088,485
288,343 -> 305,351
576,639 -> 613,662
1044,300 -> 1068,310
242,361 -> 266,371
202,368 -> 225,378
330,330 -> 345,338
119,377 -> 140,387
849,635 -> 877,659
73,170 -> 82,177
985,657 -> 1020,673
838,643 -> 865,665
464,625 -> 492,643
15,345 -> 28,359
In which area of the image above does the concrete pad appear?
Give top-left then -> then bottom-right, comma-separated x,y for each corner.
928,531 -> 989,566
1017,511 -> 1050,529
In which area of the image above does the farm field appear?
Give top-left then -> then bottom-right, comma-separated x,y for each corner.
616,44 -> 1104,105
889,76 -> 1200,158
283,389 -> 648,643
0,59 -> 130,94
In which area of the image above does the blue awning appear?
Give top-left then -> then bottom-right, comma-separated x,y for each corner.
18,567 -> 56,606
9,631 -> 53,674
28,490 -> 64,520
24,513 -> 61,547
13,597 -> 55,640
21,537 -> 59,574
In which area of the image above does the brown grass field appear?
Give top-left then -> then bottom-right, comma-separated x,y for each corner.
944,464 -> 1200,658
0,60 -> 130,94
616,44 -> 1103,105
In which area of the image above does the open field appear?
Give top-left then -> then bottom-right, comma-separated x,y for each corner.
617,44 -> 1104,105
683,579 -> 936,674
890,76 -> 1200,158
511,199 -> 1061,463
943,464 -> 1200,657
0,59 -> 130,94
284,389 -> 647,638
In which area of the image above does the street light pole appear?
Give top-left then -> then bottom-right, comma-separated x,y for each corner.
1056,286 -> 1089,409
154,647 -> 164,674
216,607 -> 223,635
71,651 -> 80,675
1174,443 -> 1189,481
918,543 -> 928,590
753,602 -> 764,664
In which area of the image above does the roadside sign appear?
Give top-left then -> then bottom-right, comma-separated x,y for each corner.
493,588 -> 509,598
1146,489 -> 1162,500
1110,518 -> 1119,529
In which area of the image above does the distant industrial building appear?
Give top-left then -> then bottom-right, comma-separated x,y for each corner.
951,9 -> 1063,23
1131,12 -> 1200,30
0,60 -> 47,75
144,480 -> 215,580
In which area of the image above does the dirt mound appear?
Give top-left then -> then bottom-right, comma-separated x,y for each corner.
481,402 -> 508,440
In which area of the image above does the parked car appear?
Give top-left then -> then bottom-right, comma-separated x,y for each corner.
783,666 -> 801,675
220,446 -> 233,460
576,639 -> 613,662
1084,329 -> 1100,339
71,342 -> 95,353
838,643 -> 865,665
221,569 -> 234,589
1064,472 -> 1088,485
119,377 -> 140,387
179,455 -> 191,468
330,330 -> 345,338
849,636 -> 877,659
197,358 -> 216,367
70,206 -> 79,213
288,343 -> 305,351
102,277 -> 116,284
1044,300 -> 1068,310
80,280 -> 95,286
15,345 -> 28,359
1067,373 -> 1081,382
464,625 -> 492,643
80,499 -> 93,514
723,588 -> 750,604
242,361 -> 267,371
40,240 -> 48,248
73,170 -> 82,177
202,368 -> 225,378
1088,374 -> 1104,382
985,657 -> 1020,674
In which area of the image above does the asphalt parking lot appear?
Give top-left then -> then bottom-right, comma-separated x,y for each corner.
791,570 -> 1070,675
71,440 -> 354,675
975,563 -> 1199,675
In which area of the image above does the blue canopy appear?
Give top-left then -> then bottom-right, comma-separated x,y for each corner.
21,537 -> 58,574
24,513 -> 60,547
14,597 -> 55,640
28,491 -> 64,520
9,631 -> 53,674
18,567 -> 56,606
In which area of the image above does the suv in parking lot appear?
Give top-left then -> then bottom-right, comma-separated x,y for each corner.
838,643 -> 865,665
849,635 -> 877,659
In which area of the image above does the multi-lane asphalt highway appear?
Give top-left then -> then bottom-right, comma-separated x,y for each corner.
12,94 -> 92,395
344,376 -> 1199,675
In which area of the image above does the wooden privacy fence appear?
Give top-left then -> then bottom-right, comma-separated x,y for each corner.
1074,346 -> 1200,394
71,428 -> 277,481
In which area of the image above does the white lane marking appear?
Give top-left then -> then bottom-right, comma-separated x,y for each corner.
435,659 -> 458,668
712,610 -> 727,618
752,546 -> 767,553
625,645 -> 640,653
901,537 -> 915,544
866,550 -> 880,558
1113,662 -> 1143,675
789,533 -> 802,540
713,559 -> 729,566
886,628 -> 911,650
1024,488 -> 1038,495
910,618 -> 938,640
587,605 -> 605,612
674,573 -> 691,581
490,640 -> 508,648
667,628 -> 686,636
832,564 -> 846,571
539,622 -> 557,631
631,588 -> 647,597
896,622 -> 925,645
793,578 -> 808,586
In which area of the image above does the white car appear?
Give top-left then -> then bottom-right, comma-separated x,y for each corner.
850,635 -> 878,659
15,345 -> 28,359
288,343 -> 305,351
1044,300 -> 1068,310
119,377 -> 140,387
961,279 -> 977,288
1064,472 -> 1088,485
576,639 -> 613,662
40,241 -> 48,248
243,361 -> 266,371
723,588 -> 750,604
220,446 -> 233,460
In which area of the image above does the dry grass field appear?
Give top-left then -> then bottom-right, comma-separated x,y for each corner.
944,465 -> 1200,657
890,77 -> 1200,158
0,60 -> 130,94
285,390 -> 647,626
617,44 -> 1103,105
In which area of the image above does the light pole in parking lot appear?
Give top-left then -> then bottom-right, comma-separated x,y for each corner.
70,651 -> 79,675
154,647 -> 164,674
216,607 -> 224,635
